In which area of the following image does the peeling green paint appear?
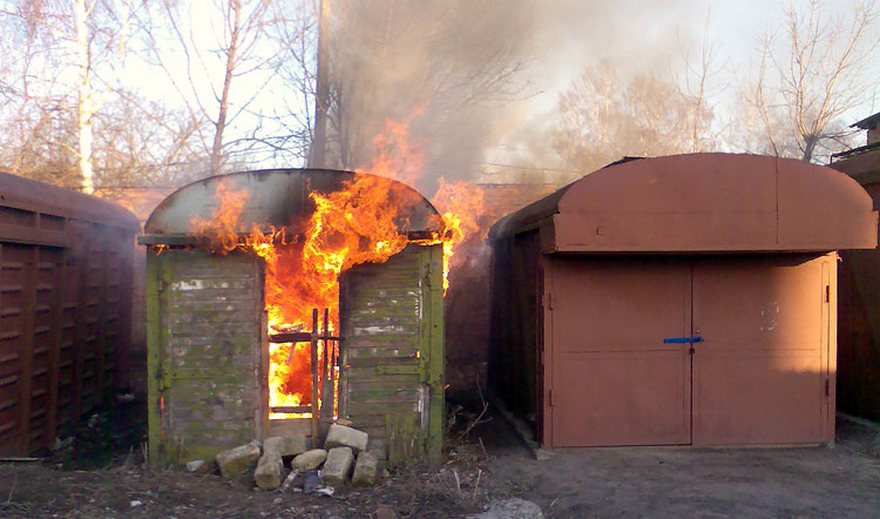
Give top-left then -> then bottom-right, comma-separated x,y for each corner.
147,250 -> 263,468
148,244 -> 444,467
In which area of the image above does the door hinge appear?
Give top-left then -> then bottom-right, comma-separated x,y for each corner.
548,389 -> 553,407
825,379 -> 830,397
825,285 -> 830,303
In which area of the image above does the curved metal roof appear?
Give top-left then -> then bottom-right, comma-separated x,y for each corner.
491,153 -> 877,253
144,168 -> 441,240
0,171 -> 139,231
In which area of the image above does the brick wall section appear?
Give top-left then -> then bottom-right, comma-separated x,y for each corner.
152,250 -> 263,464
480,183 -> 566,224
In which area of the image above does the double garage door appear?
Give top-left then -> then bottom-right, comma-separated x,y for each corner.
548,254 -> 835,447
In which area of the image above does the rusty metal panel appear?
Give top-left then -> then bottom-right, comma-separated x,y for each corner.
838,245 -> 880,420
488,230 -> 544,441
0,172 -> 137,245
692,254 -> 834,445
836,180 -> 880,421
0,244 -> 65,454
492,153 -> 877,254
0,174 -> 137,456
546,257 -> 692,447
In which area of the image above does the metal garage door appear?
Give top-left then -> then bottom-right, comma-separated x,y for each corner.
691,256 -> 833,445
548,254 -> 833,447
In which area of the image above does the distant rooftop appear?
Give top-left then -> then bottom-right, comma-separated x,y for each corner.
852,112 -> 880,130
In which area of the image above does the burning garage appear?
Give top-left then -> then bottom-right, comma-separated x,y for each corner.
141,168 -> 447,467
490,153 -> 878,448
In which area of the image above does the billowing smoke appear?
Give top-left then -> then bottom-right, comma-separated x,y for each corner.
323,0 -> 703,193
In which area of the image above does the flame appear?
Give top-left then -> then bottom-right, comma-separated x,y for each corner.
429,178 -> 486,291
173,118 -> 486,421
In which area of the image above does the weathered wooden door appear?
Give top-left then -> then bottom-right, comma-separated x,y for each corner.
339,244 -> 444,462
147,250 -> 264,466
548,257 -> 693,447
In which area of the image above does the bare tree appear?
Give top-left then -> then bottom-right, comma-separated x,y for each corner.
682,10 -> 721,153
747,0 -> 880,162
1,0 -> 137,192
252,1 -> 317,166
553,63 -> 716,173
152,0 -> 277,176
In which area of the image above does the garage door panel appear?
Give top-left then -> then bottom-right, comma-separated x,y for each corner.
693,259 -> 823,350
549,258 -> 692,447
693,354 -> 824,445
553,351 -> 691,446
692,256 -> 830,445
552,258 -> 690,351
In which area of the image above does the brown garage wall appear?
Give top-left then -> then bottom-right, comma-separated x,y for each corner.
489,230 -> 543,438
491,153 -> 876,448
836,180 -> 880,421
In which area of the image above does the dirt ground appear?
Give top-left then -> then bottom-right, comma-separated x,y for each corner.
482,414 -> 880,518
1,411 -> 878,518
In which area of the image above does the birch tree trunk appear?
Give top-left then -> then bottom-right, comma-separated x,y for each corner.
75,0 -> 95,194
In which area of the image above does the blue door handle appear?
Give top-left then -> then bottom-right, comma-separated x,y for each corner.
662,336 -> 704,344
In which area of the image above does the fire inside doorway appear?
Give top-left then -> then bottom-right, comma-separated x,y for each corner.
141,169 -> 448,467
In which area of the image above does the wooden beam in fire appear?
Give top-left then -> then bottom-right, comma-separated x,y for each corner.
310,308 -> 320,442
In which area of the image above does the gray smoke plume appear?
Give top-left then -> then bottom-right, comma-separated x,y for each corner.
323,0 -> 703,192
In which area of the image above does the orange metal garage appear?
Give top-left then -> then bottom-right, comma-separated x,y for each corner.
489,154 -> 877,448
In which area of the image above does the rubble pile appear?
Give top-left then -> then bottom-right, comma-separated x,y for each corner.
205,424 -> 379,493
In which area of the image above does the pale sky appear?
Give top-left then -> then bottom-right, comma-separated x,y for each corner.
134,0 -> 880,172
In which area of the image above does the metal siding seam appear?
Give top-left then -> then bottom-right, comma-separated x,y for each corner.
18,246 -> 37,453
46,247 -> 64,451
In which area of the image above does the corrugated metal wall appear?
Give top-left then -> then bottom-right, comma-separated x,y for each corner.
0,212 -> 135,455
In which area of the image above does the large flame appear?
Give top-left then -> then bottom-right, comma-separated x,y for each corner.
175,118 -> 485,420
430,178 -> 486,290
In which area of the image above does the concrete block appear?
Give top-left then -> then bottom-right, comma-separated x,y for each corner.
472,498 -> 543,519
254,450 -> 283,490
216,441 -> 261,479
325,424 -> 368,454
263,434 -> 307,457
322,447 -> 354,486
186,460 -> 205,472
292,449 -> 328,471
351,451 -> 379,486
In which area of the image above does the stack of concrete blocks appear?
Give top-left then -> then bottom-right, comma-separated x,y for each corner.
211,424 -> 380,489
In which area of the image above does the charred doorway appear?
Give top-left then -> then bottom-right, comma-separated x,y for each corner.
143,170 -> 444,467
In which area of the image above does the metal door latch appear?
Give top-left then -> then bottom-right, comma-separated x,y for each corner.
662,336 -> 704,344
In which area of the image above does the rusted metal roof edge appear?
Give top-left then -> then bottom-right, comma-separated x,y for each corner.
0,171 -> 140,231
489,153 -> 878,253
144,168 -> 442,236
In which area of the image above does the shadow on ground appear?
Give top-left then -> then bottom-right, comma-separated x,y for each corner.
475,412 -> 880,518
